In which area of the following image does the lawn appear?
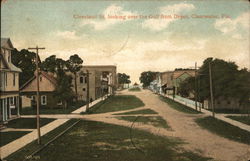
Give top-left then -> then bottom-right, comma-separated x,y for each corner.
21,101 -> 86,115
7,118 -> 55,129
118,116 -> 170,129
88,95 -> 145,114
207,108 -> 250,114
159,96 -> 201,114
9,120 -> 211,161
129,87 -> 141,91
0,131 -> 31,147
113,109 -> 158,115
196,116 -> 250,145
227,116 -> 250,125
6,119 -> 79,161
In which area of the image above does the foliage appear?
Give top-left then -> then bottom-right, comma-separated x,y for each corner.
178,77 -> 195,97
54,70 -> 75,108
11,49 -> 37,86
139,71 -> 158,88
66,54 -> 83,97
178,57 -> 250,107
118,73 -> 131,86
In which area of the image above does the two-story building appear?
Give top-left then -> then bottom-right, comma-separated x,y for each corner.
0,38 -> 22,123
73,65 -> 117,102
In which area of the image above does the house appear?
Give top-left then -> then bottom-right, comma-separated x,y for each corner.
73,65 -> 117,101
0,38 -> 22,123
155,69 -> 195,95
20,71 -> 59,108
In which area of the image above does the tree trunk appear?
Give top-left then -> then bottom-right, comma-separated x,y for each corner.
74,73 -> 78,100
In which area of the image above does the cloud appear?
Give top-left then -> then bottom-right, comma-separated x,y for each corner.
214,11 -> 250,38
55,30 -> 81,40
142,3 -> 195,31
82,4 -> 137,30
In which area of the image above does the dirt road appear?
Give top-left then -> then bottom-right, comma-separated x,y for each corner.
120,89 -> 250,161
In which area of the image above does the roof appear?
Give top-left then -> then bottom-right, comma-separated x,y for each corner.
20,71 -> 57,90
1,38 -> 14,49
0,38 -> 22,72
173,69 -> 195,79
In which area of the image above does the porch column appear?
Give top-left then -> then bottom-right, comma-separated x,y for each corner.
17,96 -> 20,116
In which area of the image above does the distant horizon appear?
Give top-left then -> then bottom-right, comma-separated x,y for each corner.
2,0 -> 249,83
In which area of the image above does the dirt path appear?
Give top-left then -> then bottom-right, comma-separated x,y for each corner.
118,89 -> 249,161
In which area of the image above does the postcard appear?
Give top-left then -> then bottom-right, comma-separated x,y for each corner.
1,0 -> 250,161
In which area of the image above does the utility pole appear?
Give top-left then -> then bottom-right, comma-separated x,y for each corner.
28,46 -> 45,144
209,62 -> 215,117
198,75 -> 201,112
86,70 -> 90,112
195,62 -> 198,111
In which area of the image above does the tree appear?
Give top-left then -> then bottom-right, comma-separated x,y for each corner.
118,73 -> 131,88
66,54 -> 83,99
11,49 -> 37,86
54,70 -> 75,109
40,55 -> 57,73
178,57 -> 250,109
139,71 -> 158,88
178,77 -> 195,97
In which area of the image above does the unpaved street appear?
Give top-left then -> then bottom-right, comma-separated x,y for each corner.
119,89 -> 250,161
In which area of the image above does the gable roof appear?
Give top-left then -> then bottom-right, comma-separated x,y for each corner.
0,38 -> 22,72
20,71 -> 57,90
1,38 -> 14,49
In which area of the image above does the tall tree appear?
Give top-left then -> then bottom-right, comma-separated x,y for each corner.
139,71 -> 158,88
54,69 -> 74,109
178,57 -> 250,108
118,73 -> 131,88
40,55 -> 57,73
11,49 -> 37,86
66,54 -> 83,99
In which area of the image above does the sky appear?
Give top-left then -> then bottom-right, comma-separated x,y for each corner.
1,0 -> 250,83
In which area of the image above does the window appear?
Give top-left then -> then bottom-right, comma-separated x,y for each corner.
40,76 -> 42,82
83,88 -> 86,91
80,76 -> 84,84
85,77 -> 87,83
13,73 -> 16,86
41,95 -> 47,105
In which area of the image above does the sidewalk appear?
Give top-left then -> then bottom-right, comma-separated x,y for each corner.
162,94 -> 250,133
0,96 -> 107,160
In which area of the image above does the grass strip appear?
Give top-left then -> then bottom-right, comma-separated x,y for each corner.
129,87 -> 141,91
118,116 -> 170,129
5,119 -> 79,161
28,120 -> 211,161
7,118 -> 55,129
159,96 -> 200,114
113,109 -> 158,115
0,131 -> 31,147
226,116 -> 250,125
196,116 -> 250,145
88,95 -> 145,114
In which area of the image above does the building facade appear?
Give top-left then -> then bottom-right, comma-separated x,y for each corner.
0,38 -> 22,123
73,65 -> 117,101
20,71 -> 59,108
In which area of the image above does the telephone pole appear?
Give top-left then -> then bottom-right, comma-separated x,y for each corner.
195,62 -> 198,111
209,62 -> 215,117
28,46 -> 45,144
86,70 -> 90,112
